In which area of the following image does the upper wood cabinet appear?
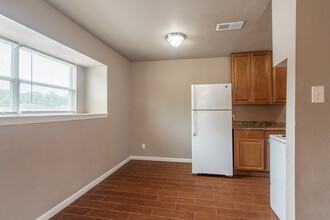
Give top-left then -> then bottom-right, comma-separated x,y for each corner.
273,67 -> 287,104
232,51 -> 273,104
231,53 -> 251,103
251,51 -> 273,103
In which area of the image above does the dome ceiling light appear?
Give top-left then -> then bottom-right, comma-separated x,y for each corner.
166,32 -> 186,47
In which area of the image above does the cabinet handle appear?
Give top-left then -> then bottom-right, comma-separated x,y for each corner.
193,111 -> 197,136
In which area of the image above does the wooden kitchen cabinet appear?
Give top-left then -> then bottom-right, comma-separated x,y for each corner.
232,51 -> 272,104
234,129 -> 286,176
234,130 -> 265,171
273,67 -> 287,104
231,53 -> 251,103
235,138 -> 265,171
251,51 -> 273,103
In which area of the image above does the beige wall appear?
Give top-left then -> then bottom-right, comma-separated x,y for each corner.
85,65 -> 108,113
76,65 -> 86,113
0,0 -> 130,219
296,0 -> 330,218
233,105 -> 285,122
130,57 -> 285,158
272,0 -> 296,219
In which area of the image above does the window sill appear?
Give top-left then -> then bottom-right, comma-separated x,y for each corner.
0,113 -> 109,126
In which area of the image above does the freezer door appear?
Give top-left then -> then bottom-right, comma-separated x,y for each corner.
192,84 -> 232,110
192,110 -> 233,176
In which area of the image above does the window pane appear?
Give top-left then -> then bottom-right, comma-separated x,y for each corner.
19,48 -> 72,88
0,41 -> 13,77
0,80 -> 13,112
20,83 -> 72,111
19,49 -> 31,81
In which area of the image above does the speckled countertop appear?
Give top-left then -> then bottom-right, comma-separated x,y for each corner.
232,121 -> 286,131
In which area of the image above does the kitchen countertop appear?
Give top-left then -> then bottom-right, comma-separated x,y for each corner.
232,121 -> 286,131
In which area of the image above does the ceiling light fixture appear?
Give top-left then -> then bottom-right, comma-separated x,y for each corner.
166,32 -> 186,47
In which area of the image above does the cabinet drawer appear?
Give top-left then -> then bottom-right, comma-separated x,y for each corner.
235,130 -> 265,139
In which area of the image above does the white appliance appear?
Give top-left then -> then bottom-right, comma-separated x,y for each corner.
191,83 -> 233,176
270,135 -> 286,220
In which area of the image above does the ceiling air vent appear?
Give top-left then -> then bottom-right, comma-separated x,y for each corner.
216,21 -> 245,31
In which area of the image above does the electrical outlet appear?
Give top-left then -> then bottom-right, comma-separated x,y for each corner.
312,86 -> 325,103
232,114 -> 236,121
142,143 -> 146,149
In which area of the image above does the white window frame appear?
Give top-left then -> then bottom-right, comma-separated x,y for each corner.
0,36 -> 76,115
0,37 -> 17,114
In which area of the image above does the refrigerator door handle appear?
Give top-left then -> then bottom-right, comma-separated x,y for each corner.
193,111 -> 197,136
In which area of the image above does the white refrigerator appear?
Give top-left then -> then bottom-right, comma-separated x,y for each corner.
191,83 -> 233,176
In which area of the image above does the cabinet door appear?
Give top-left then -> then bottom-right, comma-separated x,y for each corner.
231,53 -> 251,104
235,138 -> 265,171
251,51 -> 272,104
265,131 -> 286,171
273,67 -> 287,103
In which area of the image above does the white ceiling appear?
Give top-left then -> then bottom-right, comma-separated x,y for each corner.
46,0 -> 272,62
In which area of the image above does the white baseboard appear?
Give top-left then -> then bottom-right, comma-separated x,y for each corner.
36,156 -> 131,220
131,155 -> 192,163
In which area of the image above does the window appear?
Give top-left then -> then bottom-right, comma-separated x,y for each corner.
0,37 -> 75,115
0,38 -> 14,112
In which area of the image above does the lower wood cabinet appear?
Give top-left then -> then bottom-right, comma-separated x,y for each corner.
234,129 -> 285,176
235,138 -> 265,171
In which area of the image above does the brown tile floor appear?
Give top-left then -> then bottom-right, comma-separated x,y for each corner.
50,160 -> 279,220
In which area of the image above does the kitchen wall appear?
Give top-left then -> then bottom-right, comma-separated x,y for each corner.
272,0 -> 296,219
0,0 -> 130,219
130,57 -> 286,158
295,0 -> 330,218
233,105 -> 285,122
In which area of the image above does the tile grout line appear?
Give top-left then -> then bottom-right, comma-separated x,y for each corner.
54,214 -> 64,220
84,208 -> 93,217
